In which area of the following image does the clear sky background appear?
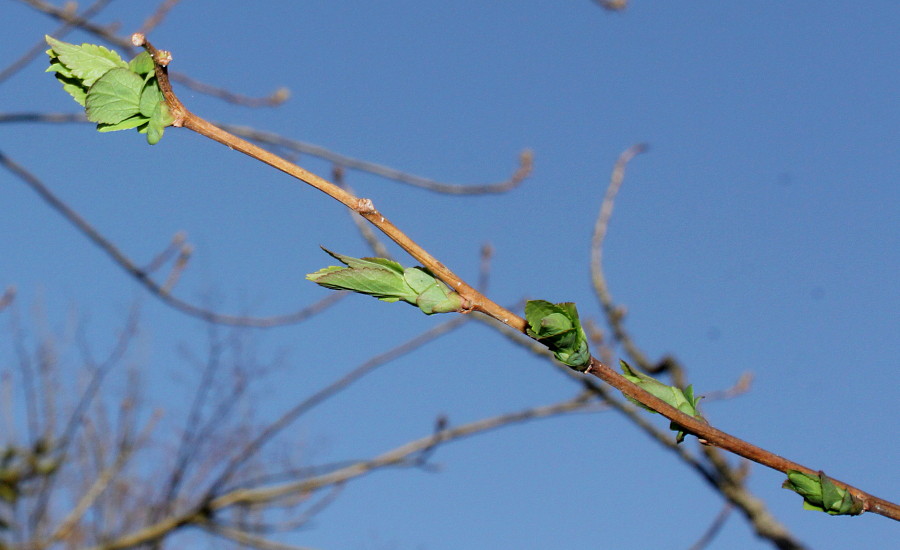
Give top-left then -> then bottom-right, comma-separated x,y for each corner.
2,2 -> 898,549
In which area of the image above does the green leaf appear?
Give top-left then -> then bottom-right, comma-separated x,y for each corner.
783,470 -> 865,516
403,267 -> 464,314
129,51 -> 155,75
0,483 -> 16,504
139,79 -> 165,118
620,360 -> 705,443
85,68 -> 144,125
307,248 -> 463,315
46,37 -> 174,143
45,35 -> 127,87
524,300 -> 591,370
145,100 -> 174,145
97,115 -> 149,132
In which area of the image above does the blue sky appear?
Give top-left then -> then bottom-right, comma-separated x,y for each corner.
2,1 -> 898,548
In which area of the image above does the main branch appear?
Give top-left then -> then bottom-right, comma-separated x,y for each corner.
134,34 -> 899,521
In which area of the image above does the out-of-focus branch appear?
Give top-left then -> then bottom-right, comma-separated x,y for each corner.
218,123 -> 533,194
13,1 -> 284,107
47,410 -> 160,545
0,149 -> 344,327
0,286 -> 15,312
85,396 -> 601,550
137,0 -> 182,36
687,504 -> 733,550
0,0 -> 116,84
199,521 -> 320,550
209,314 -> 471,493
213,396 -> 600,508
588,145 -> 810,549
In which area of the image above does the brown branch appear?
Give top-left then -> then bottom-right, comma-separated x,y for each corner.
135,35 -> 526,331
586,144 -> 893,535
133,35 -> 900,522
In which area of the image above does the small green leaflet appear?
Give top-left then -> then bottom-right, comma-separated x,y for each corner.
782,470 -> 865,516
620,360 -> 705,443
45,36 -> 173,144
524,300 -> 591,371
306,248 -> 464,315
85,68 -> 143,124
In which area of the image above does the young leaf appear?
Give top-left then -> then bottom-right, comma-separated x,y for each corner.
129,51 -> 155,76
45,36 -> 127,87
97,116 -> 149,132
782,470 -> 865,516
403,267 -> 464,314
307,248 -> 463,315
524,300 -> 591,370
85,68 -> 144,125
139,79 -> 165,118
46,37 -> 175,144
145,100 -> 174,145
620,360 -> 706,443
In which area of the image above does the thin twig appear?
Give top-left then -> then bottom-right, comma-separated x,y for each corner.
137,0 -> 182,35
0,149 -> 344,327
686,504 -> 733,550
199,521 -> 320,550
211,396 -> 597,508
137,34 -> 526,332
217,123 -> 532,194
0,286 -> 16,312
209,314 -> 471,493
0,0 -> 116,84
588,145 -> 810,549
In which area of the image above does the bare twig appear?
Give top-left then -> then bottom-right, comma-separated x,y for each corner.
209,314 -> 471,493
0,149 -> 344,327
0,0 -> 116,84
217,123 -> 532,194
137,0 -> 182,35
199,521 -> 320,550
687,504 -> 733,550
590,143 -> 654,368
0,286 -> 15,312
588,146 -> 810,548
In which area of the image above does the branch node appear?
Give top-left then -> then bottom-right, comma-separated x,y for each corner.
355,198 -> 376,214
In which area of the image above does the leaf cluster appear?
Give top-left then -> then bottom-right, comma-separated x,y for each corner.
45,36 -> 173,144
524,300 -> 591,370
782,470 -> 865,516
0,439 -> 61,507
306,248 -> 465,315
620,360 -> 705,443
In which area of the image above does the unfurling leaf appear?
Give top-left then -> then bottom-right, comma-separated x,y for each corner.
45,36 -> 127,87
45,36 -> 173,144
85,68 -> 143,124
782,470 -> 865,516
620,360 -> 705,443
524,300 -> 591,370
306,248 -> 464,315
